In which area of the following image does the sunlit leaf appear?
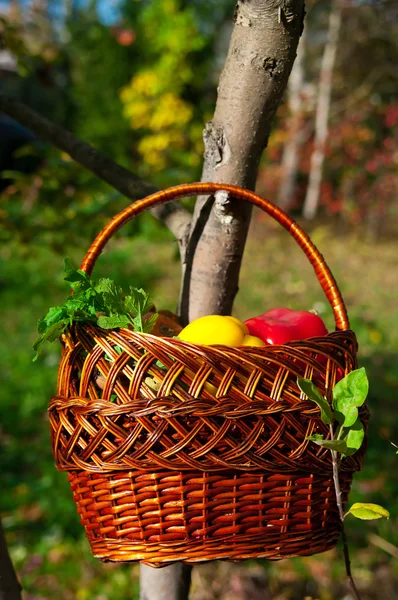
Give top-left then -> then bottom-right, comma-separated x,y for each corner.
348,503 -> 390,520
332,368 -> 368,427
343,418 -> 365,456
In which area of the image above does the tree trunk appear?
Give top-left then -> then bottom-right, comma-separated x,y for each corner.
302,0 -> 342,220
180,0 -> 305,324
140,564 -> 192,600
0,520 -> 22,600
277,25 -> 307,210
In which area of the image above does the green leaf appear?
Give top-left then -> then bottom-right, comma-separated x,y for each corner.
125,287 -> 155,333
63,257 -> 89,283
95,278 -> 117,294
155,359 -> 167,370
332,368 -> 369,427
143,312 -> 158,334
39,306 -> 67,331
125,287 -> 154,316
297,378 -> 333,424
343,418 -> 365,456
33,321 -> 67,361
348,503 -> 390,520
97,315 -> 130,329
97,279 -> 126,316
307,436 -> 347,452
37,316 -> 48,335
64,256 -> 76,278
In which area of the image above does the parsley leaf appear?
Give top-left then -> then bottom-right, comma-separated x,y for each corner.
142,312 -> 159,334
97,315 -> 130,329
33,258 -> 158,360
125,287 -> 156,333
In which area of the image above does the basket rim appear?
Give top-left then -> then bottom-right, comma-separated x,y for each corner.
65,322 -> 357,351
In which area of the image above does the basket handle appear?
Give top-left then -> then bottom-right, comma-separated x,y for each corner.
80,183 -> 350,331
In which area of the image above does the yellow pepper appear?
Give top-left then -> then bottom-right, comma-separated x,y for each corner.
178,315 -> 264,347
241,334 -> 266,347
178,315 -> 244,346
224,316 -> 249,335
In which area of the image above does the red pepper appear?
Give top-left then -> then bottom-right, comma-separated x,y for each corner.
244,307 -> 328,345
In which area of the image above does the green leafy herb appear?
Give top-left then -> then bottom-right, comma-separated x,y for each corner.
33,258 -> 158,360
125,287 -> 155,332
97,315 -> 130,330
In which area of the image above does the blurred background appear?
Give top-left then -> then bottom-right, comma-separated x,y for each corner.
0,1 -> 397,598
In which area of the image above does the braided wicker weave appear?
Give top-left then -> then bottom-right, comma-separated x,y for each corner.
49,183 -> 366,567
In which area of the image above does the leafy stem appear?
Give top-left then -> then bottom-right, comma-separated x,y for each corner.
298,369 -> 389,600
329,423 -> 361,600
329,424 -> 344,520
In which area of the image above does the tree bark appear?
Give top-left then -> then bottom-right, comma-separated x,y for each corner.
277,25 -> 307,210
302,0 -> 342,220
140,564 -> 192,600
179,0 -> 306,324
0,93 -> 192,246
0,520 -> 22,600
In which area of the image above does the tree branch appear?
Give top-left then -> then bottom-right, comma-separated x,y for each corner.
0,520 -> 22,600
179,0 -> 306,323
0,93 -> 192,244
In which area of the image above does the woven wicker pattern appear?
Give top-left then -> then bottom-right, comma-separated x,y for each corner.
48,183 -> 367,565
68,469 -> 353,566
50,326 -> 361,474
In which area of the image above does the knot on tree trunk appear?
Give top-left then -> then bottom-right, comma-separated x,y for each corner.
203,121 -> 231,170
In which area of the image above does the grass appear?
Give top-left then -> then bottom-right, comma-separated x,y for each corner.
1,214 -> 397,599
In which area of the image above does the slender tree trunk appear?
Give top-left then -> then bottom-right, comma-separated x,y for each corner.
180,0 -> 305,324
277,26 -> 307,210
0,520 -> 22,600
140,564 -> 192,600
302,0 -> 342,220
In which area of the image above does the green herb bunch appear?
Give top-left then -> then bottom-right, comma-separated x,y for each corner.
33,258 -> 158,360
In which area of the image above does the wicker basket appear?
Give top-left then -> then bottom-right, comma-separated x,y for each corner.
48,183 -> 367,567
